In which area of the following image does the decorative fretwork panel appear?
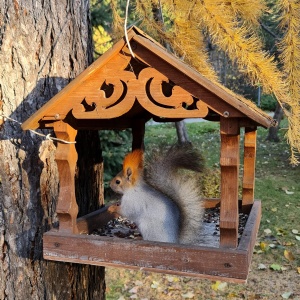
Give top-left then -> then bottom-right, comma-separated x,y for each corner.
72,64 -> 209,119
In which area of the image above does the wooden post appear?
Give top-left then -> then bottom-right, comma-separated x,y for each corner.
53,121 -> 79,233
242,127 -> 257,213
132,119 -> 146,150
220,118 -> 240,248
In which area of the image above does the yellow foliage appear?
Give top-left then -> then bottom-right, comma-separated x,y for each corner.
93,25 -> 113,57
109,0 -> 300,163
276,0 -> 300,164
111,0 -> 124,41
165,1 -> 218,81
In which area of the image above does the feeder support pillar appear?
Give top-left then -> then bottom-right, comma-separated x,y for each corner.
220,117 -> 240,248
53,121 -> 79,234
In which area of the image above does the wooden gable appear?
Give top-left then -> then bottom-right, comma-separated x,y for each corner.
22,26 -> 276,283
22,26 -> 275,131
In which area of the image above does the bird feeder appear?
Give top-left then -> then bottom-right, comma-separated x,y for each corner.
22,26 -> 276,282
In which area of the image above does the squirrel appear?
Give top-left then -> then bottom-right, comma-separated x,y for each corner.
110,143 -> 204,245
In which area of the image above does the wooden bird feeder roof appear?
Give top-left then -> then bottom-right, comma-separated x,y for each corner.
22,26 -> 276,283
22,26 -> 275,131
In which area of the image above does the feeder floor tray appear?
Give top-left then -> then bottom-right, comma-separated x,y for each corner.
43,201 -> 261,283
91,206 -> 249,248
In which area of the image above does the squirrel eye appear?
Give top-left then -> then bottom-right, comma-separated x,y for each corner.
116,179 -> 121,185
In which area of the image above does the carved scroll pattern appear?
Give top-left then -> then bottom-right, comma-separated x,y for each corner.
72,67 -> 209,119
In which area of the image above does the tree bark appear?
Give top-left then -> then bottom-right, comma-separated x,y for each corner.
266,103 -> 284,142
0,1 -> 105,299
175,120 -> 190,144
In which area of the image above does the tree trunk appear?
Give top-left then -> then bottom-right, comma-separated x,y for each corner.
175,121 -> 190,144
0,1 -> 105,299
266,103 -> 284,142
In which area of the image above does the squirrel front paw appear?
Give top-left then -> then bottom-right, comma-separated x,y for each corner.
108,203 -> 121,215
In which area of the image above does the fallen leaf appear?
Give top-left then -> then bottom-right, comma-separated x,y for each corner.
151,281 -> 159,289
276,228 -> 286,234
281,291 -> 293,299
211,281 -> 228,291
255,249 -> 263,254
258,263 -> 267,270
271,207 -> 277,212
284,250 -> 295,262
281,266 -> 288,271
264,228 -> 272,235
181,291 -> 195,299
292,229 -> 299,234
297,267 -> 300,274
227,293 -> 239,298
117,296 -> 125,300
283,241 -> 294,246
270,264 -> 281,271
269,243 -> 276,248
260,242 -> 269,251
296,236 -> 300,241
284,190 -> 294,195
134,280 -> 143,286
130,295 -> 138,299
129,286 -> 139,294
166,275 -> 180,283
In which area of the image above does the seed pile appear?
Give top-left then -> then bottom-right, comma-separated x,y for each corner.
92,207 -> 249,246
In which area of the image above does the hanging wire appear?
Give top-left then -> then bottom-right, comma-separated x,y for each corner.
124,0 -> 135,58
0,114 -> 76,144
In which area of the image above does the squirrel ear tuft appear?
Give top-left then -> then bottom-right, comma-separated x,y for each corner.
126,167 -> 133,181
123,149 -> 144,184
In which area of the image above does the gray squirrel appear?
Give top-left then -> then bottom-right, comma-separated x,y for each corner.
110,143 -> 204,244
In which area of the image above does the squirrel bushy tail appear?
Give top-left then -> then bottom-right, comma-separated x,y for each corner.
144,143 -> 204,244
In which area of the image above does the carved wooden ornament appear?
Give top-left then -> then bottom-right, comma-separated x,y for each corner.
72,65 -> 209,120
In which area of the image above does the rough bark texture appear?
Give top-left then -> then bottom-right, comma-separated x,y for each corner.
175,121 -> 190,144
0,1 -> 105,299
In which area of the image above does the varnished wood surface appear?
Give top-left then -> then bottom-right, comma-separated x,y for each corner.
43,201 -> 261,282
220,118 -> 240,248
53,121 -> 79,233
242,128 -> 257,211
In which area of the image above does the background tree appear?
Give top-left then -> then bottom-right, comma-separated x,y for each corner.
0,1 -> 105,299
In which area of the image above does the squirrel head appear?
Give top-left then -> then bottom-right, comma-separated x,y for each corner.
110,149 -> 144,194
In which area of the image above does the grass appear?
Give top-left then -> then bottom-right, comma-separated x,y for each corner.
106,118 -> 300,299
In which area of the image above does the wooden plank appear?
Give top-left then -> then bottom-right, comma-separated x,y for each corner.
203,198 -> 221,208
242,128 -> 257,212
53,121 -> 78,234
131,34 -> 275,128
238,201 -> 261,270
128,42 -> 243,119
65,117 -> 149,131
238,201 -> 261,252
43,231 -> 249,282
220,118 -> 240,248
